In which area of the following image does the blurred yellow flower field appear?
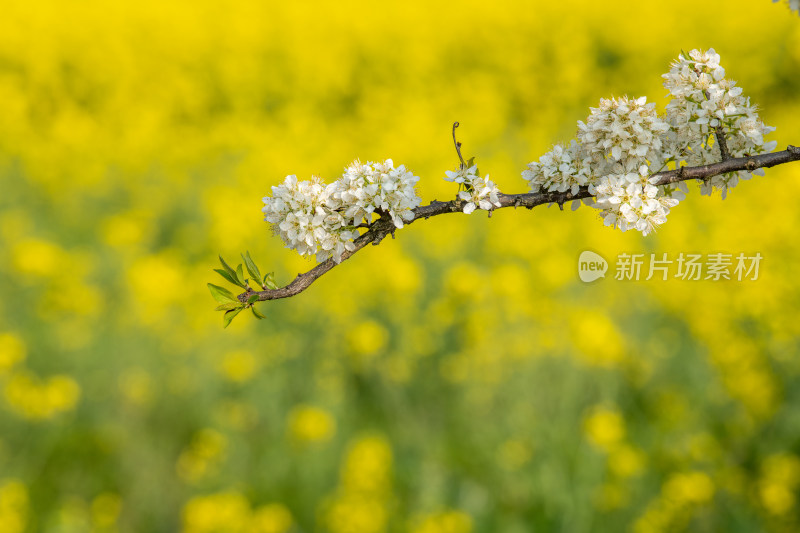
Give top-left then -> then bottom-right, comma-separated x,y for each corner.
1,0 -> 800,531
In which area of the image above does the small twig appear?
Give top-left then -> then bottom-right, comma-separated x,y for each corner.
452,122 -> 467,169
695,75 -> 732,162
240,147 -> 800,303
713,124 -> 732,161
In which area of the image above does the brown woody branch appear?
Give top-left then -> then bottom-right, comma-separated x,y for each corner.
700,87 -> 732,162
713,125 -> 732,161
238,145 -> 800,304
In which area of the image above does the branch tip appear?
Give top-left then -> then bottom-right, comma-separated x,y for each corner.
452,122 -> 467,169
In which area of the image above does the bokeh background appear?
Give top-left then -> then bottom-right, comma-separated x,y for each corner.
1,1 -> 800,532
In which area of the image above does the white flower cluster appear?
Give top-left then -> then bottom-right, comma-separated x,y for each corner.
261,175 -> 357,263
525,97 -> 680,233
773,0 -> 800,15
332,159 -> 421,229
263,48 -> 777,258
578,96 -> 671,167
444,165 -> 501,214
663,48 -> 777,197
592,165 -> 685,235
262,160 -> 421,263
521,48 -> 777,235
522,141 -> 590,195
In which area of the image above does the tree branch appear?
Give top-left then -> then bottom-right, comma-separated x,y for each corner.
713,124 -> 732,161
700,86 -> 732,162
239,145 -> 800,304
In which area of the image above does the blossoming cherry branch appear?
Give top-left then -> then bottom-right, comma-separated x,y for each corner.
208,48 -> 800,327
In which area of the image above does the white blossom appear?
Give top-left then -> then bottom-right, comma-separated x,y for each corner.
262,175 -> 356,263
262,159 -> 421,263
773,0 -> 800,15
591,165 -> 684,236
331,159 -> 421,229
522,141 -> 592,196
663,48 -> 777,196
444,165 -> 501,214
577,95 -> 671,171
268,50 -> 780,251
519,47 -> 778,235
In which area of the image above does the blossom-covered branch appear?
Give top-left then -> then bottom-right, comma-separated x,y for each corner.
233,145 -> 799,305
208,48 -> 800,326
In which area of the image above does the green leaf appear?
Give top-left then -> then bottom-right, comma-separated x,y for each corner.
251,305 -> 266,319
208,283 -> 237,304
215,302 -> 242,311
242,251 -> 262,284
236,264 -> 246,286
219,255 -> 237,277
214,268 -> 245,288
263,272 -> 278,290
223,308 -> 243,328
247,293 -> 260,304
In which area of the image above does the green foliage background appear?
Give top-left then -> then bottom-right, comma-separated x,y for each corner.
1,1 -> 800,532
